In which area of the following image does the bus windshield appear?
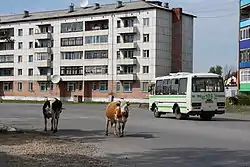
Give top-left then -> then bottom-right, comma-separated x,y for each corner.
192,77 -> 224,92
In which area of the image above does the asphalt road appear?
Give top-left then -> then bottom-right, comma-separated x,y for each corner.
1,103 -> 250,167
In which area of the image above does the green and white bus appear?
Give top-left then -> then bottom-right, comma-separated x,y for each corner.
148,72 -> 226,121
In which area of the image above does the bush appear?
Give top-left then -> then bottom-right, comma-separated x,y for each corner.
235,93 -> 250,105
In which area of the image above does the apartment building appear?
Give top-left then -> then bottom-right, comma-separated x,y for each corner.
0,0 -> 195,102
239,0 -> 250,92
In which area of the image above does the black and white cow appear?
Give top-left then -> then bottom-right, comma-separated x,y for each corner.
42,98 -> 64,133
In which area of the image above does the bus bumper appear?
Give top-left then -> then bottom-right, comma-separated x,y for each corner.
188,110 -> 225,116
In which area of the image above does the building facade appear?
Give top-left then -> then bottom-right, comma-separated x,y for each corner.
240,0 -> 250,92
0,0 -> 195,102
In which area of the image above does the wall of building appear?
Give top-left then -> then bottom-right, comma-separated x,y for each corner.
155,9 -> 172,77
181,14 -> 194,72
0,4 -> 194,102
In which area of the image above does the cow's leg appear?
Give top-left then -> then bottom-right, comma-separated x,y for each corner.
54,117 -> 59,133
113,120 -> 118,136
117,121 -> 121,137
50,118 -> 53,131
44,117 -> 47,131
105,117 -> 109,136
121,122 -> 126,137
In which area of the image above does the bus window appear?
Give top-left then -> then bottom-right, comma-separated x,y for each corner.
192,77 -> 224,92
170,79 -> 178,95
155,80 -> 163,95
163,79 -> 170,95
148,84 -> 155,95
178,78 -> 187,95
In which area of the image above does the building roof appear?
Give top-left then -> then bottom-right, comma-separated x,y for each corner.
0,0 -> 196,24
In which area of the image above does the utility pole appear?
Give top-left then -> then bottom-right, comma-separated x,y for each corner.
238,0 -> 241,91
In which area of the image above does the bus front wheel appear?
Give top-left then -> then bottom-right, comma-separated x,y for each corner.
153,108 -> 161,118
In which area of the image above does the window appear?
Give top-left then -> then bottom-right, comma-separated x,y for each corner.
40,82 -> 47,92
36,53 -> 50,60
123,82 -> 132,92
192,77 -> 224,92
170,79 -> 179,95
84,65 -> 108,75
143,66 -> 149,73
0,42 -> 14,51
28,69 -> 33,76
117,51 -> 121,59
18,42 -> 23,49
117,20 -> 121,28
29,28 -> 33,35
28,55 -> 33,62
143,50 -> 149,58
123,34 -> 134,43
163,79 -> 170,95
67,82 -> 75,92
143,18 -> 149,26
61,52 -> 83,60
178,78 -> 187,95
240,69 -> 250,82
99,81 -> 108,92
18,69 -> 22,75
3,82 -> 13,91
29,42 -> 33,49
92,82 -> 98,91
39,67 -> 53,75
18,29 -> 23,36
61,22 -> 83,33
124,19 -> 134,27
123,50 -> 134,58
143,34 -> 149,42
18,82 -> 22,91
0,68 -> 13,76
85,35 -> 108,44
116,82 -> 121,92
28,82 -> 33,91
61,37 -> 83,46
155,80 -> 163,95
240,28 -> 250,40
0,55 -> 14,63
118,65 -> 134,74
84,50 -> 108,59
117,36 -> 121,43
141,82 -> 149,92
85,20 -> 109,31
60,66 -> 83,76
18,55 -> 22,63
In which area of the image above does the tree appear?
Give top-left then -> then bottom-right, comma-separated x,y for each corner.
208,65 -> 223,75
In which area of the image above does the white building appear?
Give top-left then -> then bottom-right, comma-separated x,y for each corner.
0,0 -> 195,102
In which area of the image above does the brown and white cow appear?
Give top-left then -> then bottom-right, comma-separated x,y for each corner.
105,100 -> 130,137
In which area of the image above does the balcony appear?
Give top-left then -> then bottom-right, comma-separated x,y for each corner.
116,73 -> 137,80
61,75 -> 83,81
34,33 -> 52,40
117,27 -> 137,34
35,60 -> 52,67
240,18 -> 250,28
241,0 -> 250,7
84,74 -> 108,81
0,62 -> 14,68
34,47 -> 52,53
0,75 -> 14,81
117,42 -> 137,50
117,58 -> 137,65
33,75 -> 51,81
